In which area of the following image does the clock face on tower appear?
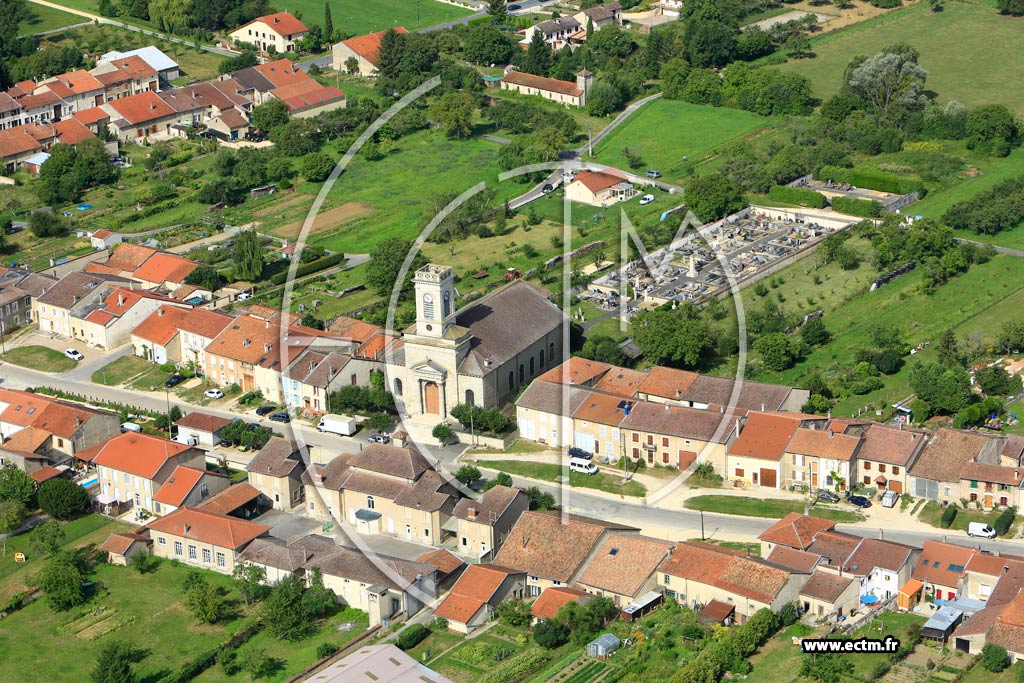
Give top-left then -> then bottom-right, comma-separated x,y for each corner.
423,294 -> 433,304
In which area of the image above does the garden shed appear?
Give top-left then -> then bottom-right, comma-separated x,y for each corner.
587,634 -> 621,659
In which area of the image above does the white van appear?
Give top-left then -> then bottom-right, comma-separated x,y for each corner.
881,490 -> 899,508
968,522 -> 997,539
120,422 -> 142,433
318,414 -> 356,436
569,457 -> 599,475
174,433 -> 198,447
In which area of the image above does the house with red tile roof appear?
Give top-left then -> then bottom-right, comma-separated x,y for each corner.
101,91 -> 180,142
576,534 -> 675,605
72,106 -> 112,134
93,433 -> 206,513
91,55 -> 159,101
131,304 -> 232,367
174,411 -> 234,448
726,412 -> 825,489
452,484 -> 529,560
34,70 -> 105,116
416,548 -> 466,589
501,69 -> 593,108
68,284 -> 188,349
230,13 -> 308,54
564,166 -> 635,206
144,506 -> 271,573
530,586 -> 592,622
910,428 -> 1010,506
799,569 -> 859,620
912,540 -> 978,602
197,482 -> 264,518
758,513 -> 836,556
433,563 -> 526,633
0,388 -> 121,472
855,422 -> 928,495
951,560 -> 1024,655
657,541 -> 810,623
102,530 -> 150,566
783,421 -> 865,492
332,28 -> 409,78
131,252 -> 200,290
152,465 -> 229,515
269,79 -> 346,117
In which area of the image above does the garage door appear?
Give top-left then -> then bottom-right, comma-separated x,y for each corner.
760,468 -> 777,488
889,481 -> 903,494
574,432 -> 595,454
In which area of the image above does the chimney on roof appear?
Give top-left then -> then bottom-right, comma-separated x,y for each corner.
675,389 -> 681,398
264,343 -> 272,352
158,308 -> 164,316
309,360 -> 315,371
243,338 -> 251,347
274,16 -> 280,22
117,292 -> 125,307
761,403 -> 765,412
150,102 -> 156,110
467,507 -> 477,520
829,430 -> 834,439
265,319 -> 270,329
183,523 -> 190,535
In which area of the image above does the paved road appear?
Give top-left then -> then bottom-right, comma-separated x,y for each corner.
27,0 -> 236,56
26,20 -> 92,37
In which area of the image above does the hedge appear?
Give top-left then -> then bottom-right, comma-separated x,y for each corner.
831,196 -> 884,217
163,622 -> 264,683
478,650 -> 552,683
269,252 -> 346,285
397,624 -> 431,651
817,166 -> 925,196
768,185 -> 827,208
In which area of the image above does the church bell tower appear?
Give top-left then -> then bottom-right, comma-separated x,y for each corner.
413,264 -> 456,338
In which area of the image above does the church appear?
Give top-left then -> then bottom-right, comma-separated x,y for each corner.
386,264 -> 564,423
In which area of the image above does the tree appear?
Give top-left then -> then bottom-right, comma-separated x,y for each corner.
184,265 -> 223,292
29,210 -> 68,238
685,172 -> 745,222
0,464 -> 36,506
301,568 -> 338,619
365,237 -> 425,298
909,362 -> 973,415
429,92 -> 475,139
0,500 -> 26,554
935,328 -> 964,368
40,552 -> 87,611
455,464 -> 481,486
534,620 -> 569,648
755,333 -> 797,372
977,365 -> 1022,397
91,641 -> 139,683
462,21 -> 514,65
486,0 -> 507,21
527,486 -> 556,510
785,34 -> 811,59
397,623 -> 431,650
432,423 -> 455,444
300,152 -> 335,182
982,644 -> 1010,673
496,598 -> 532,627
272,119 -> 322,157
523,31 -> 552,76
800,318 -> 831,346
233,562 -> 267,606
0,0 -> 27,54
579,334 -> 625,365
323,3 -> 333,40
262,574 -> 312,640
659,58 -> 691,99
485,472 -> 514,490
219,50 -> 259,74
966,104 -> 1020,156
779,602 -> 799,626
997,0 -> 1024,15
684,16 -> 738,68
587,78 -> 625,117
29,520 -> 65,557
183,572 -> 229,624
633,305 -> 712,368
240,646 -> 279,679
232,229 -> 264,281
847,48 -> 928,111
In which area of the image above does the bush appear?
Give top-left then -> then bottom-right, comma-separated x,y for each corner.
817,166 -> 923,195
269,252 -> 346,285
315,642 -> 338,659
995,507 -> 1018,536
433,423 -> 455,444
831,196 -> 884,217
37,479 -> 90,519
397,624 -> 431,651
940,504 -> 958,529
533,620 -> 569,648
768,185 -> 827,208
982,643 -> 1010,673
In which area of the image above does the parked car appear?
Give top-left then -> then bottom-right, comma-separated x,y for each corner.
638,194 -> 655,206
236,292 -> 253,301
881,490 -> 900,508
64,348 -> 84,361
817,489 -> 840,503
568,446 -> 593,460
255,406 -> 276,416
968,522 -> 997,538
368,433 -> 391,444
541,183 -> 554,193
204,388 -> 224,399
645,170 -> 661,179
508,3 -> 521,9
269,412 -> 291,423
848,494 -> 873,508
164,374 -> 186,388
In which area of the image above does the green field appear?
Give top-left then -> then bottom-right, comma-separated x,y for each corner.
683,495 -> 864,523
594,100 -> 777,184
779,1 -> 1024,115
271,0 -> 471,34
18,4 -> 83,35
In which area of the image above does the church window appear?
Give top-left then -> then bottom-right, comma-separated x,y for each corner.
443,291 -> 451,317
508,371 -> 515,392
519,364 -> 525,383
539,349 -> 545,368
549,342 -> 556,361
465,390 -> 475,406
530,357 -> 535,376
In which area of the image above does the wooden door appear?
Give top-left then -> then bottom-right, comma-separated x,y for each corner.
760,468 -> 777,488
424,382 -> 440,415
889,481 -> 903,494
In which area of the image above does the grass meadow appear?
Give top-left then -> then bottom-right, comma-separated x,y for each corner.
18,4 -> 84,35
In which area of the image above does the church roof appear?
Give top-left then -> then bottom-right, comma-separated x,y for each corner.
455,280 -> 563,377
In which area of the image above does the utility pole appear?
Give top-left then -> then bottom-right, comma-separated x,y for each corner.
700,509 -> 705,541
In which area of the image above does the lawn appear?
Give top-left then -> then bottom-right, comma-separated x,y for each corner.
92,354 -> 156,386
3,346 -> 77,373
0,515 -> 123,603
475,459 -> 648,497
918,501 -> 1019,535
593,100 -> 778,185
284,0 -> 472,34
18,4 -> 83,35
684,495 -> 864,523
778,1 -> 1024,116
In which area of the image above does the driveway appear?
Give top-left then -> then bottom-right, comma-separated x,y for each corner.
257,508 -> 323,541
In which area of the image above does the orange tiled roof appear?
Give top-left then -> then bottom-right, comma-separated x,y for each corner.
912,540 -> 977,589
758,513 -> 836,550
786,427 -> 862,461
132,252 -> 199,285
176,411 -> 232,433
660,541 -> 793,604
252,59 -> 309,88
415,548 -> 465,578
91,433 -> 192,479
243,12 -> 308,36
106,91 -> 176,125
53,118 -> 96,145
433,563 -> 521,624
197,482 -> 262,515
728,412 -> 804,461
145,506 -> 270,550
503,70 -> 583,98
530,586 -> 591,620
572,169 -> 628,193
153,465 -> 208,506
28,465 -> 63,484
106,243 -> 160,272
536,356 -> 612,387
341,28 -> 409,66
